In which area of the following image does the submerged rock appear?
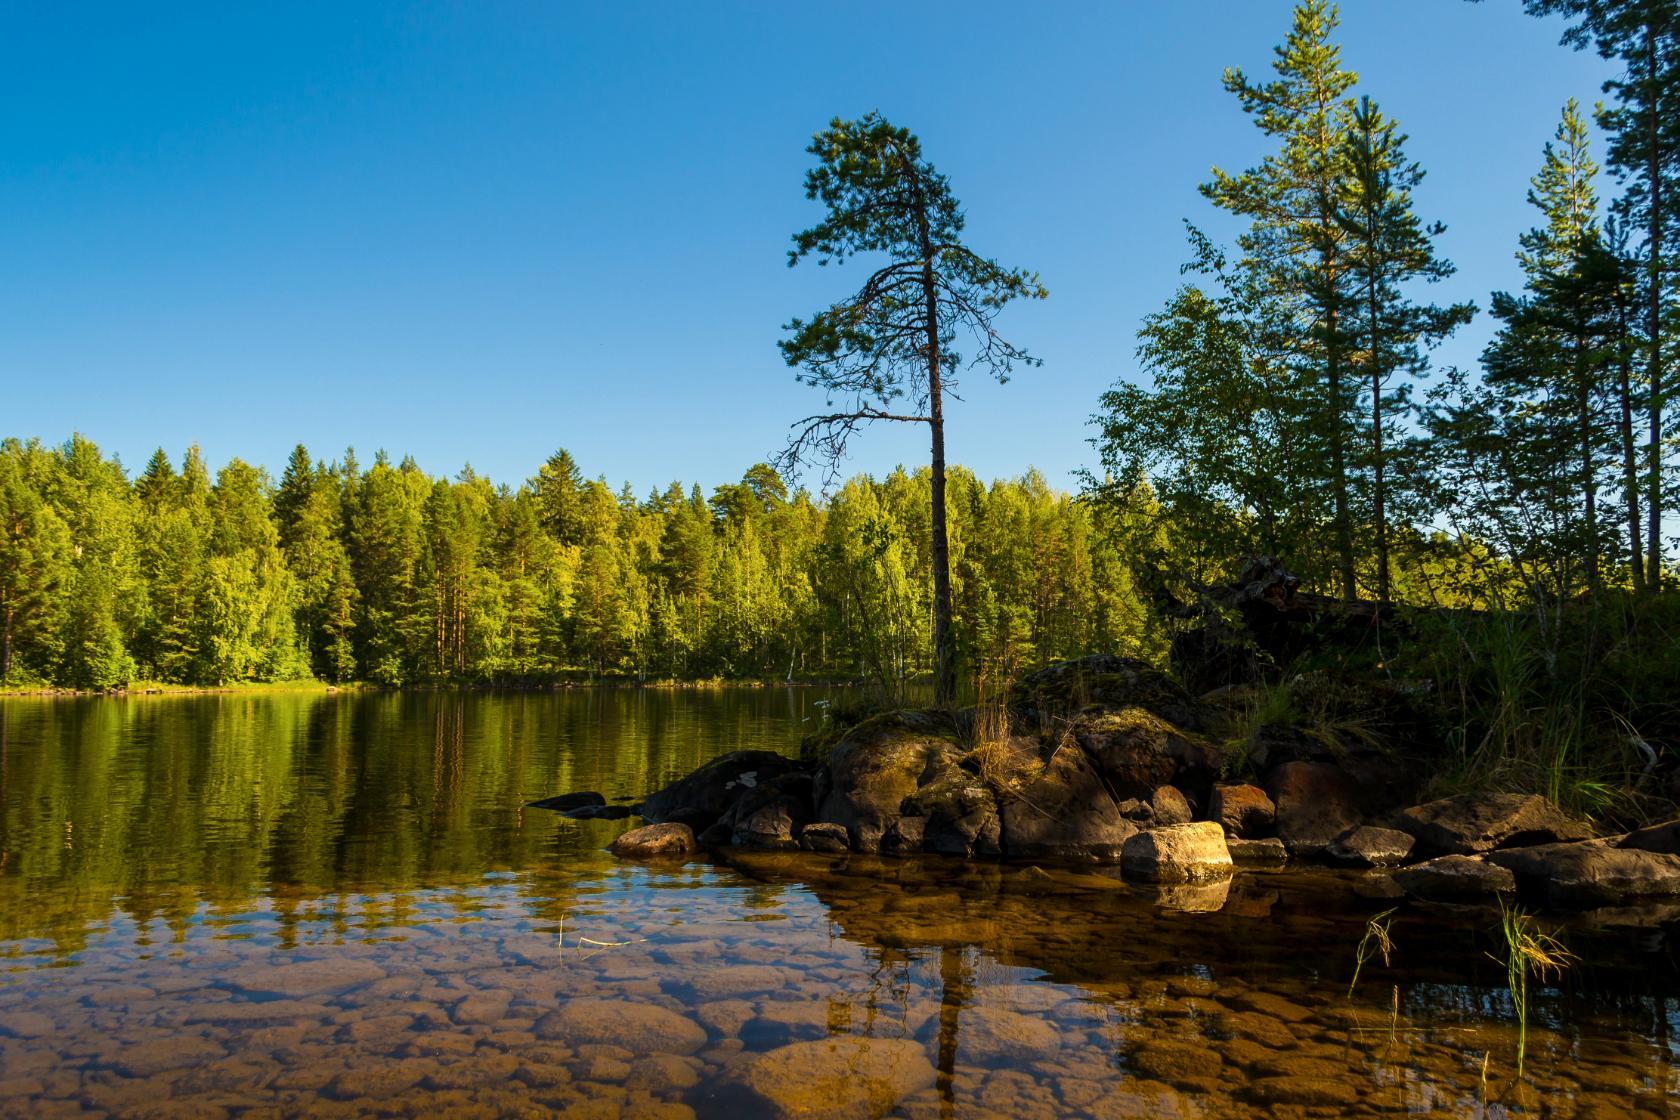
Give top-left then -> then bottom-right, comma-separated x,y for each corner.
609,822 -> 694,859
1393,854 -> 1516,902
526,791 -> 606,813
1000,741 -> 1138,862
1226,837 -> 1289,865
640,750 -> 807,831
1120,821 -> 1233,882
1488,839 -> 1680,908
1395,792 -> 1591,857
716,1036 -> 937,1120
534,999 -> 706,1055
1209,783 -> 1275,838
1326,825 -> 1416,868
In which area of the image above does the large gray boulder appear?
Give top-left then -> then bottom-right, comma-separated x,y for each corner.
999,741 -> 1138,862
1488,839 -> 1680,909
640,750 -> 806,831
1396,792 -> 1592,857
1327,825 -> 1416,868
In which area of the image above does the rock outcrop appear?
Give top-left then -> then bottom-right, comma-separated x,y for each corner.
1395,792 -> 1592,857
640,751 -> 808,831
1488,840 -> 1680,908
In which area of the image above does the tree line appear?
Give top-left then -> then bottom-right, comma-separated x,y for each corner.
0,438 -> 1155,691
1092,0 -> 1678,608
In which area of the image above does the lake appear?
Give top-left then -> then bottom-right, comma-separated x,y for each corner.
0,690 -> 1674,1118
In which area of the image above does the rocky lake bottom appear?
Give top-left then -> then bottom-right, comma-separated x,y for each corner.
0,691 -> 1676,1118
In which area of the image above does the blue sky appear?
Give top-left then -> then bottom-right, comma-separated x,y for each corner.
1,2 -> 1615,494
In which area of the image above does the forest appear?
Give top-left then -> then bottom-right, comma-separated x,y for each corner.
0,439 -> 1154,690
2,0 -> 1678,748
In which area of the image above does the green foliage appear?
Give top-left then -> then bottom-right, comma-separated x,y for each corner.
0,440 -> 1156,691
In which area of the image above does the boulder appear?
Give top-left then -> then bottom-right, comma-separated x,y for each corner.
797,822 -> 851,853
640,750 -> 806,830
1326,825 -> 1416,868
728,772 -> 815,850
1210,783 -> 1275,838
999,742 -> 1138,862
1617,819 -> 1680,855
1267,761 -> 1361,856
904,766 -> 1002,857
1393,854 -> 1516,903
526,791 -> 605,813
1151,785 -> 1193,826
1116,798 -> 1155,823
1010,654 -> 1211,733
608,822 -> 694,859
1120,822 -> 1234,882
1487,840 -> 1680,909
716,1036 -> 937,1119
1069,707 -> 1224,803
1226,837 -> 1289,865
815,712 -> 959,853
1396,793 -> 1592,857
880,816 -> 926,855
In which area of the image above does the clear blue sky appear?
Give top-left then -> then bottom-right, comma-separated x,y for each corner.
1,1 -> 1614,494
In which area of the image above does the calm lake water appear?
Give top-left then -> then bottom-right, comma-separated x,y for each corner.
0,690 -> 1675,1118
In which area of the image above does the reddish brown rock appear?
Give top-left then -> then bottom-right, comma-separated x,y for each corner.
1209,783 -> 1276,838
608,822 -> 695,859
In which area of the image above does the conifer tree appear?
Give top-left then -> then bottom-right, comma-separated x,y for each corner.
1335,96 -> 1473,602
779,112 -> 1046,704
1204,0 -> 1363,598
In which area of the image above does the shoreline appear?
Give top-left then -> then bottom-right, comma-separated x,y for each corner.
0,676 -> 862,700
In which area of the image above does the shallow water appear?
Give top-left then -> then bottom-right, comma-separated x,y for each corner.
0,691 -> 1675,1118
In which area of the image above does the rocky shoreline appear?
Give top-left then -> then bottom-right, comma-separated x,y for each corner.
536,652 -> 1680,918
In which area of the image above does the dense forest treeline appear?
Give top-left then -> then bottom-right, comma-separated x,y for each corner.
0,438 -> 1155,690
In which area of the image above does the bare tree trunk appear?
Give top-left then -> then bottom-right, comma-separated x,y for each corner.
1329,295 -> 1357,602
1577,331 -> 1600,595
1618,288 -> 1646,589
1645,21 -> 1665,590
1368,276 -> 1389,604
915,182 -> 956,708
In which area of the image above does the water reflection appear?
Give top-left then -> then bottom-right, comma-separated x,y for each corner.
0,692 -> 1676,1117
